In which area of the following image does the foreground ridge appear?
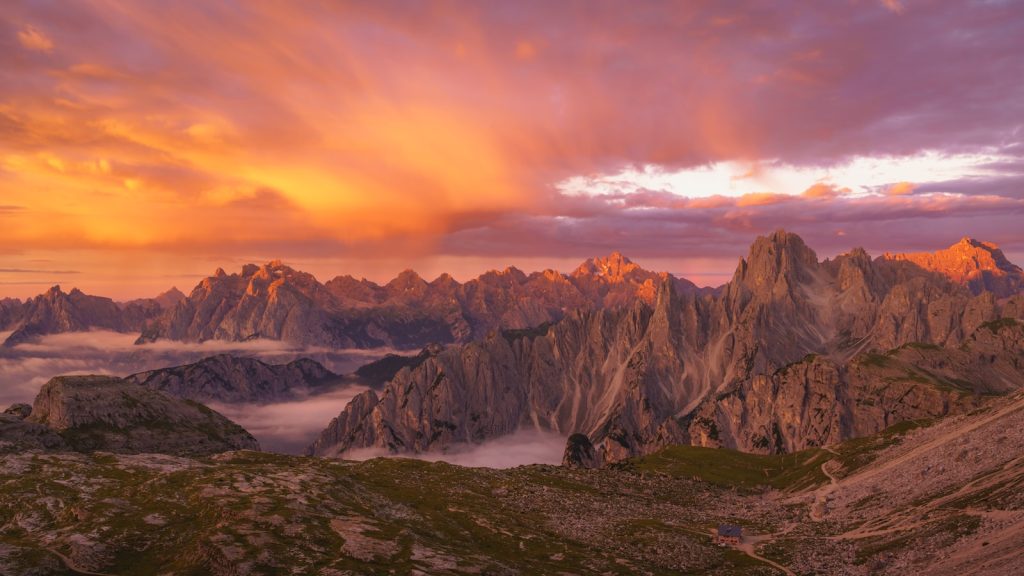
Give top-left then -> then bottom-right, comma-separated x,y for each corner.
2,391 -> 1022,575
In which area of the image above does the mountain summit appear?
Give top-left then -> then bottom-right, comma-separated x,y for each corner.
884,237 -> 1024,296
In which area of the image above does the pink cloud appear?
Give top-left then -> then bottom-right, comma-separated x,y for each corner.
16,25 -> 53,52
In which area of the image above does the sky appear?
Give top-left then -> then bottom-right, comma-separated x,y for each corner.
1,0 -> 1023,299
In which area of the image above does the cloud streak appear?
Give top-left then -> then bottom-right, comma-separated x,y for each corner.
0,330 -> 390,405
344,429 -> 567,469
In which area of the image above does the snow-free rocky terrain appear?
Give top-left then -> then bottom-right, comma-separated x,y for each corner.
312,232 -> 1024,464
1,390 -> 1022,575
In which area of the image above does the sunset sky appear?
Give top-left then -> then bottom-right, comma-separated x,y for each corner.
2,1 -> 1023,299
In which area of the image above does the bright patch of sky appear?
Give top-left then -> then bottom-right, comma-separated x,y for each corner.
557,151 -> 1010,199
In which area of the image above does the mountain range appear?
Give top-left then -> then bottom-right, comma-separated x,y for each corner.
2,232 -> 1023,467
3,237 -> 1022,353
131,254 -> 701,349
308,231 -> 1024,464
0,286 -> 184,347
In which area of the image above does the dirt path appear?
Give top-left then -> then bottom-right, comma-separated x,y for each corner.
737,536 -> 796,576
809,452 -> 840,521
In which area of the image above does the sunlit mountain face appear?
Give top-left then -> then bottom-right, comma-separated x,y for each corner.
3,4 -> 1024,575
1,1 -> 1023,298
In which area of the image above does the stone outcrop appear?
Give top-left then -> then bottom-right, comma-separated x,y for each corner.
309,231 -> 1024,465
28,375 -> 259,455
0,413 -> 68,453
125,354 -> 342,404
0,402 -> 68,453
562,433 -> 601,469
3,403 -> 31,419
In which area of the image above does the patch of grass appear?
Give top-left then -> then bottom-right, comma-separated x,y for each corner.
625,446 -> 829,492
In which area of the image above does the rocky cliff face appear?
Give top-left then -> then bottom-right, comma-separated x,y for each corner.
309,231 -> 1024,465
884,237 -> 1024,297
124,354 -> 343,404
27,375 -> 259,455
139,254 -> 698,349
1,286 -> 176,347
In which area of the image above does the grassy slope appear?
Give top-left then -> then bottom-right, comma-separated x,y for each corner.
0,450 -> 790,576
0,414 -> 990,576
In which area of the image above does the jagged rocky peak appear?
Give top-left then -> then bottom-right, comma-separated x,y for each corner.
734,229 -> 819,287
573,251 -> 641,282
153,286 -> 187,309
3,284 -> 153,348
304,230 -> 1024,465
828,247 -> 878,295
884,237 -> 1024,296
387,269 -> 427,291
430,272 -> 461,288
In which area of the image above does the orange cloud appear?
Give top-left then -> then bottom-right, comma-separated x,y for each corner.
801,183 -> 851,199
736,192 -> 793,207
16,25 -> 53,52
886,181 -> 917,196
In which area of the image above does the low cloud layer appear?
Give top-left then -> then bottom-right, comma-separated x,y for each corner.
344,429 -> 567,469
0,329 -> 389,415
0,330 -> 564,461
209,387 -> 369,454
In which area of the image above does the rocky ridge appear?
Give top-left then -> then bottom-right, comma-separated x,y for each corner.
124,354 -> 343,404
1,286 -> 178,347
310,231 -> 1024,465
135,254 -> 699,349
